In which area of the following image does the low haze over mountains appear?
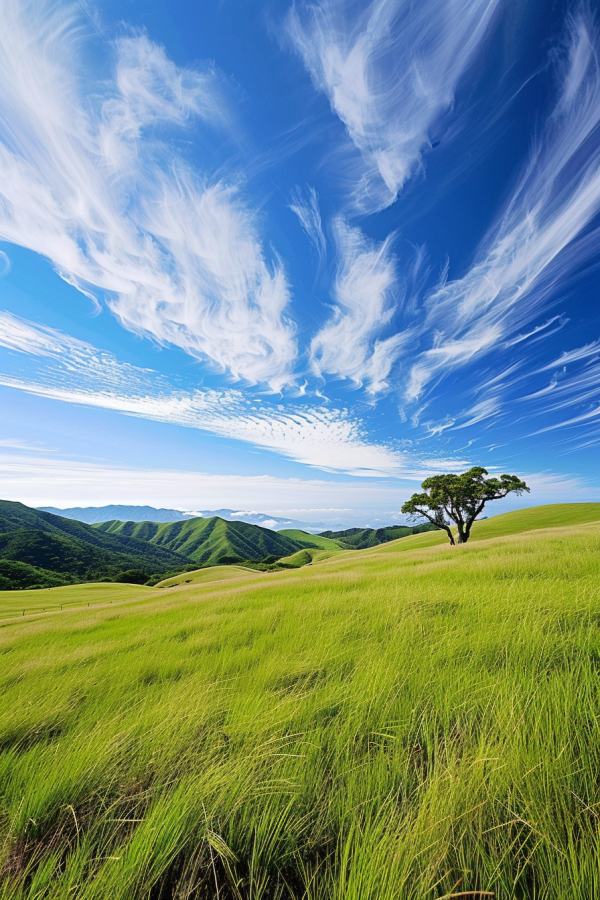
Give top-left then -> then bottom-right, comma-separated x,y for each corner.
39,506 -> 342,532
39,506 -> 195,525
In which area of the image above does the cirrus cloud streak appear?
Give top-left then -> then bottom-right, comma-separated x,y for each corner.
0,0 -> 296,388
407,7 -> 600,401
0,310 -> 454,478
287,0 -> 502,211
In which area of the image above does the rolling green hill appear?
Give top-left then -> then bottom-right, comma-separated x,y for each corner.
369,502 -> 600,555
278,529 -> 343,549
2,506 -> 600,897
94,516 -> 305,567
274,547 -> 338,567
319,522 -> 437,549
155,565 -> 264,589
469,501 -> 600,537
0,558 -> 71,591
0,528 -> 183,584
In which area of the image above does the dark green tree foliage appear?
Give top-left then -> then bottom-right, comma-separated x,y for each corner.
401,467 -> 530,545
0,559 -> 72,591
112,569 -> 151,585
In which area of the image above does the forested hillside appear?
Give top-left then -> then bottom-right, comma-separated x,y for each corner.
94,516 -> 307,567
0,502 -> 312,588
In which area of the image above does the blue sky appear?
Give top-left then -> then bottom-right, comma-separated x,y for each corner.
0,0 -> 599,526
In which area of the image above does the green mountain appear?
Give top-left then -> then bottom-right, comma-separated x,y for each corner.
0,501 -> 193,589
318,523 -> 437,549
0,502 -> 314,590
94,517 -> 304,567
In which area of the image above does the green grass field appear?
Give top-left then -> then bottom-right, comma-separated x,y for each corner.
0,582 -> 151,619
2,504 -> 600,898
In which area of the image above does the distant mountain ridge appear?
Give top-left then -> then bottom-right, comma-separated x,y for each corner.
39,505 -> 195,524
39,505 -> 333,532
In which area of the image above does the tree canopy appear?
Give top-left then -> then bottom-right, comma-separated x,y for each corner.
401,467 -> 530,545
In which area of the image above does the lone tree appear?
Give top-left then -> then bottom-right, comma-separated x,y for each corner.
401,466 -> 529,545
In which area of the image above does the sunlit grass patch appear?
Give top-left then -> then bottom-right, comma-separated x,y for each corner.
1,514 -> 600,897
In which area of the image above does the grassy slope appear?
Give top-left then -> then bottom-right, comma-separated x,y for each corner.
2,506 -> 600,897
278,529 -> 342,550
95,516 -> 304,566
0,582 -> 151,618
274,547 -> 339,567
156,565 -> 263,589
373,501 -> 600,555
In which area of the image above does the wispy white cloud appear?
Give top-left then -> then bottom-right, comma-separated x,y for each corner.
310,219 -> 408,393
289,185 -> 326,264
515,470 -> 595,499
419,331 -> 600,444
0,310 -> 449,477
0,451 -> 423,524
432,397 -> 502,434
539,339 -> 600,370
0,0 -> 296,388
518,338 -> 600,442
0,438 -> 54,452
407,7 -> 600,401
3,450 -> 591,521
287,0 -> 501,211
503,315 -> 568,348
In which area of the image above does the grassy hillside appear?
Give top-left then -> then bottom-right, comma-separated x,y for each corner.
372,501 -> 600,555
470,501 -> 600,537
155,565 -> 263,589
0,581 -> 151,618
2,507 -> 600,897
95,516 -> 305,566
274,547 -> 338,568
155,551 -> 337,586
278,529 -> 342,549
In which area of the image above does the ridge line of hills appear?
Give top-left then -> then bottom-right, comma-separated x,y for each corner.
38,505 -> 335,532
0,500 -> 435,591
